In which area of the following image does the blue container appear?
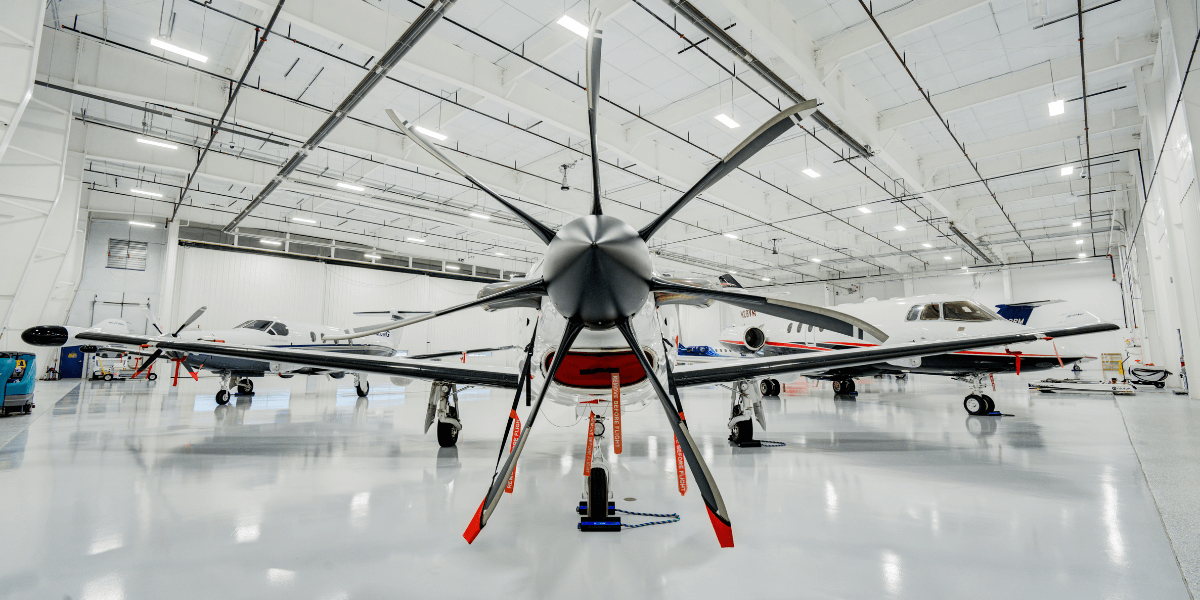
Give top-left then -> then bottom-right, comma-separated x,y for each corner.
0,352 -> 35,414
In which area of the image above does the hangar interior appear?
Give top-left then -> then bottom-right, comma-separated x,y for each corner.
1,0 -> 1199,597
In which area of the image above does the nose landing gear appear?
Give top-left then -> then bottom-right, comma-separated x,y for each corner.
579,414 -> 621,531
956,373 -> 996,415
727,380 -> 767,447
425,382 -> 462,447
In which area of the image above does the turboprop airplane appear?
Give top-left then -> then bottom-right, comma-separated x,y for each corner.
715,286 -> 1098,414
38,307 -> 406,403
19,3 -> 1118,548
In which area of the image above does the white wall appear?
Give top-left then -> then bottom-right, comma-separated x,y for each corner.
65,219 -> 169,334
171,246 -> 527,366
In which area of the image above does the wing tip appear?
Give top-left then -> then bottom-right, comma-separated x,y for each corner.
706,505 -> 734,548
462,499 -> 487,544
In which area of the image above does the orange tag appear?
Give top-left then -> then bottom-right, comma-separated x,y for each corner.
505,410 -> 521,493
583,411 -> 595,477
611,373 -> 622,454
674,435 -> 687,496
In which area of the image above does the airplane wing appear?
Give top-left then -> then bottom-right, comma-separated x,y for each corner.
69,332 -> 521,389
671,322 -> 1119,387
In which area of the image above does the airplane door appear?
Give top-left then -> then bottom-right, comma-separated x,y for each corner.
60,346 -> 84,379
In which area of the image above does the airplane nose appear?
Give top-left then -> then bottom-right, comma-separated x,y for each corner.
21,325 -> 68,346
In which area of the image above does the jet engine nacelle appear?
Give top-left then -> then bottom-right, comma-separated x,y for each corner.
726,325 -> 766,352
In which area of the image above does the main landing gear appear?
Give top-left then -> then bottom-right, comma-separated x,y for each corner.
579,415 -> 620,531
831,378 -> 856,394
758,378 -> 781,396
215,372 -> 254,405
727,379 -> 767,447
353,373 -> 369,397
425,382 -> 462,447
955,373 -> 995,415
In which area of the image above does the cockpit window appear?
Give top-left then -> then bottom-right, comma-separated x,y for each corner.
906,305 -> 922,321
943,301 -> 994,322
269,322 -> 289,336
919,304 -> 941,320
238,320 -> 274,331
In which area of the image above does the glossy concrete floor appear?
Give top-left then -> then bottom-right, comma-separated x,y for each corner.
0,373 -> 1194,599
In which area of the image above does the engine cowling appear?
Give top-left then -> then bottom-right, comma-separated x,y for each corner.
720,325 -> 766,352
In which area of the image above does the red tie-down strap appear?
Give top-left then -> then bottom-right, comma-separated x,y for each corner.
1005,349 -> 1023,375
1044,336 -> 1065,368
611,373 -> 622,454
505,410 -> 521,494
583,411 -> 596,477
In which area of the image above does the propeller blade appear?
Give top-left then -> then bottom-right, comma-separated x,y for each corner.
464,319 -> 586,543
324,278 -> 546,342
585,10 -> 604,215
180,360 -> 200,381
132,349 -> 163,377
615,318 -> 733,548
638,99 -> 819,241
650,277 -> 890,343
173,306 -> 207,337
384,109 -> 557,245
142,308 -> 164,335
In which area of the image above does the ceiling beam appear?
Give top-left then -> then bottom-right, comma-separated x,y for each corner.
816,0 -> 991,69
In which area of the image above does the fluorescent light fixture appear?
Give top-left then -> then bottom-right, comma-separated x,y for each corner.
857,206 -> 871,214
1072,221 -> 1081,227
364,254 -> 381,260
130,189 -> 162,198
406,237 -> 426,243
810,258 -> 821,263
761,277 -> 770,282
336,182 -> 365,192
724,233 -> 739,239
944,256 -> 952,260
136,138 -> 177,149
728,270 -> 737,274
557,15 -> 588,38
1061,165 -> 1074,176
150,38 -> 208,63
802,168 -> 820,178
922,243 -> 933,248
1076,239 -> 1084,244
291,217 -> 316,224
414,125 -> 448,141
1079,253 -> 1086,258
494,252 -> 506,257
961,266 -> 968,270
445,265 -> 460,271
128,221 -> 156,227
470,213 -> 490,220
1048,99 -> 1065,116
894,224 -> 906,231
714,114 -> 740,129
260,239 -> 282,246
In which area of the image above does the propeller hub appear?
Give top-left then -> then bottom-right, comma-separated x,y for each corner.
543,215 -> 652,330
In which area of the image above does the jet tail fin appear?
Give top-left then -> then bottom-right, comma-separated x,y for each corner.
718,274 -> 744,288
994,300 -> 1065,325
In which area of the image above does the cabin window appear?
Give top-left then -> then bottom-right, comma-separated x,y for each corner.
905,305 -> 922,321
944,301 -> 994,322
269,322 -> 290,336
787,324 -> 793,333
919,304 -> 941,320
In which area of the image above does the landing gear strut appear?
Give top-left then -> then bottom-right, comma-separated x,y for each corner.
425,382 -> 461,447
955,373 -> 995,415
727,380 -> 766,447
216,372 -> 239,405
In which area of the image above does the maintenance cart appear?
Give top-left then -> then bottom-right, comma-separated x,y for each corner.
1,352 -> 36,416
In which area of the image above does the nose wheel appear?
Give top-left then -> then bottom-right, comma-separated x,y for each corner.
963,394 -> 995,415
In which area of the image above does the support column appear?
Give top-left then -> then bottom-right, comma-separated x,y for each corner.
1001,269 -> 1014,303
823,284 -> 834,307
902,275 -> 915,298
158,220 -> 181,331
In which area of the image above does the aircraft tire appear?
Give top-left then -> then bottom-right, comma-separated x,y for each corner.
982,394 -> 995,414
356,381 -> 369,397
729,420 -> 753,444
587,467 -> 609,519
103,373 -> 113,382
770,379 -> 782,395
437,421 -> 459,447
836,379 -> 855,394
237,379 -> 254,394
963,394 -> 988,415
759,379 -> 773,396
147,373 -> 158,381
216,390 -> 230,405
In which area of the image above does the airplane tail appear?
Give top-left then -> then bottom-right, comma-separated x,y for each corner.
994,300 -> 1065,325
718,274 -> 744,288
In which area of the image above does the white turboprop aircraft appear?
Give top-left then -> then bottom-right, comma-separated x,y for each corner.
712,280 -> 1097,415
19,4 -> 1119,548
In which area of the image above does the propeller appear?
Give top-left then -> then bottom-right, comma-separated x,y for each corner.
637,99 -> 819,241
464,319 -> 586,543
615,318 -> 733,547
384,109 -> 557,245
132,306 -> 208,377
585,9 -> 604,215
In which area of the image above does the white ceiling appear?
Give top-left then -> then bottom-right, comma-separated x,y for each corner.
44,0 -> 1154,284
